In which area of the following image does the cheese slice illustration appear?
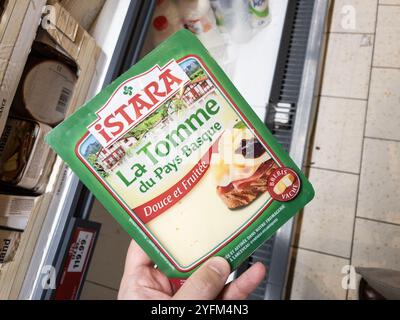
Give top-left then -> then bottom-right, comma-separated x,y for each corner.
273,174 -> 295,195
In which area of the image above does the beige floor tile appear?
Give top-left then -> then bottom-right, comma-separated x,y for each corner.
330,0 -> 377,34
365,68 -> 400,141
297,168 -> 358,258
352,218 -> 400,270
373,6 -> 400,67
85,200 -> 132,290
80,281 -> 118,300
357,139 -> 400,224
379,0 -> 400,4
290,248 -> 349,300
321,33 -> 374,99
310,97 -> 366,173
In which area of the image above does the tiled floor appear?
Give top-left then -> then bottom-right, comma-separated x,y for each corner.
291,0 -> 400,300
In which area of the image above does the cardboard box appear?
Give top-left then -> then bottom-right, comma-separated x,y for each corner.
0,1 -> 101,138
0,228 -> 21,264
0,0 -> 46,141
44,2 -> 101,116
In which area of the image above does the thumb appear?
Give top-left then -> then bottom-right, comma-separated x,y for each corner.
172,257 -> 231,300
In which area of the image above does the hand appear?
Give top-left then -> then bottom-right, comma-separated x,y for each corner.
118,240 -> 266,300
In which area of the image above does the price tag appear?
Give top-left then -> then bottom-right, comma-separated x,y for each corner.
67,231 -> 93,273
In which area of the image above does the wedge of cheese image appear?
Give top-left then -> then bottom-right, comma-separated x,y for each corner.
273,174 -> 295,195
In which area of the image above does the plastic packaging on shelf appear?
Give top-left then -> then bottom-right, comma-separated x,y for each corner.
210,0 -> 233,33
179,0 -> 217,35
249,0 -> 271,28
229,0 -> 254,43
210,0 -> 271,43
12,58 -> 76,126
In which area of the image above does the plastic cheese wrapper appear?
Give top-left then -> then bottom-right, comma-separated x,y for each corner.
45,30 -> 314,280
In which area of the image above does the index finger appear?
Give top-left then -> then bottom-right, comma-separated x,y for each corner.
173,257 -> 231,300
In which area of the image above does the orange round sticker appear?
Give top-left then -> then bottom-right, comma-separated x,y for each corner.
267,167 -> 300,202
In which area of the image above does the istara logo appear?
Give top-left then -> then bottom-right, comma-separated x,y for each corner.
88,60 -> 190,147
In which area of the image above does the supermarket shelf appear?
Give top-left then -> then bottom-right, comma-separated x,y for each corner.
18,0 -> 155,300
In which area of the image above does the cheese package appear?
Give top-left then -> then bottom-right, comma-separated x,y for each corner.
45,30 -> 314,278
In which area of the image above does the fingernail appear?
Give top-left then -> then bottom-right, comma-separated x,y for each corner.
207,257 -> 230,278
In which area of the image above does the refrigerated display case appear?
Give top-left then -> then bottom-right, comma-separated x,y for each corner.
1,0 -> 329,300
15,0 -> 157,300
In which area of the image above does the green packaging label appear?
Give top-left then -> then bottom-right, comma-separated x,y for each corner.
46,30 -> 314,278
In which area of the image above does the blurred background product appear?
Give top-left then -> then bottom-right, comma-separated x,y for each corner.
178,0 -> 225,61
249,0 -> 271,28
179,0 -> 217,35
12,55 -> 76,126
210,0 -> 230,33
0,118 -> 52,192
145,0 -> 274,71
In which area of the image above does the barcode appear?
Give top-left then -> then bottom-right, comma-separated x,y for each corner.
56,87 -> 72,114
9,199 -> 34,216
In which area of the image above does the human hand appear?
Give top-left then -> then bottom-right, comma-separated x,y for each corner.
118,240 -> 266,300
